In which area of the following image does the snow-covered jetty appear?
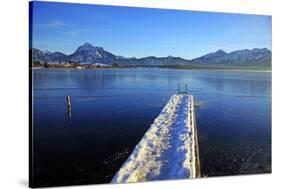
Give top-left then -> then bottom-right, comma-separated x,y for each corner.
112,94 -> 200,183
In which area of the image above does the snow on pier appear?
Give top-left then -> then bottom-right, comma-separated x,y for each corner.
112,94 -> 199,183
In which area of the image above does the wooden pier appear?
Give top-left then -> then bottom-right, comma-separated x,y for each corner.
179,83 -> 200,177
112,94 -> 201,183
190,95 -> 201,177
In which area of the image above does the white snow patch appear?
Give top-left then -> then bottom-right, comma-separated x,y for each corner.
95,51 -> 102,58
112,94 -> 197,183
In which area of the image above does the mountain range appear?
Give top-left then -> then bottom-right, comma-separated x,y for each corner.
31,42 -> 271,68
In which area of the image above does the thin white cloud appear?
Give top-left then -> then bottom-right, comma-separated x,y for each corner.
60,27 -> 113,36
40,21 -> 69,28
59,28 -> 89,36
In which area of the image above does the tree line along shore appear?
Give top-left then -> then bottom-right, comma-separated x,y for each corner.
31,60 -> 271,71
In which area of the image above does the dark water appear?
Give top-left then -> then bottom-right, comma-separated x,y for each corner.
32,68 -> 271,187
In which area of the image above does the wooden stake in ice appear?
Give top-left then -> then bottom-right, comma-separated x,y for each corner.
66,96 -> 71,119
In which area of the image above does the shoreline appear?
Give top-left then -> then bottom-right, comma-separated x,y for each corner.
31,66 -> 272,73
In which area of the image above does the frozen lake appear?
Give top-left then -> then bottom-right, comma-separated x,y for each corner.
32,68 -> 271,187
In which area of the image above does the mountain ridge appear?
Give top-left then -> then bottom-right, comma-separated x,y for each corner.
31,42 -> 272,68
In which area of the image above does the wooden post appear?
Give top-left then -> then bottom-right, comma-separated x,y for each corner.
66,96 -> 71,119
185,83 -> 187,94
178,83 -> 180,94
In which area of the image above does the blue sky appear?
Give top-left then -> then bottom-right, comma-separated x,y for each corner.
30,1 -> 271,59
